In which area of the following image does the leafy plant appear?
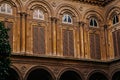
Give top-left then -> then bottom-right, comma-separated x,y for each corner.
0,22 -> 11,80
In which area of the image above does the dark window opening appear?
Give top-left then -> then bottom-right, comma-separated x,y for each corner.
94,19 -> 97,26
27,69 -> 53,80
112,71 -> 120,80
90,19 -> 93,26
68,16 -> 72,23
89,72 -> 108,80
63,16 -> 67,22
60,71 -> 82,80
90,18 -> 98,27
8,68 -> 20,80
113,15 -> 119,25
63,14 -> 72,24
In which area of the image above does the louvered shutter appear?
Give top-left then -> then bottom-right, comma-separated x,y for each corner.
38,27 -> 45,54
90,34 -> 95,59
113,30 -> 120,58
90,33 -> 101,59
63,29 -> 68,56
68,30 -> 74,56
95,34 -> 101,59
33,26 -> 38,54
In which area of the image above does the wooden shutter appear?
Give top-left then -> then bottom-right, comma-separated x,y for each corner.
63,29 -> 74,57
95,34 -> 101,59
33,26 -> 45,54
112,31 -> 117,57
113,30 -> 120,58
90,34 -> 95,59
63,30 -> 68,56
89,33 -> 101,59
68,30 -> 74,56
118,30 -> 120,56
38,27 -> 45,54
33,27 -> 38,54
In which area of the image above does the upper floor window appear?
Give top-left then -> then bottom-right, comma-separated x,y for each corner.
89,18 -> 98,27
113,15 -> 119,25
62,14 -> 72,24
33,9 -> 44,20
0,3 -> 12,14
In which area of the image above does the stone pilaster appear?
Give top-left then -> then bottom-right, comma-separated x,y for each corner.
19,12 -> 27,53
103,24 -> 109,60
76,22 -> 81,58
79,21 -> 86,58
51,17 -> 58,56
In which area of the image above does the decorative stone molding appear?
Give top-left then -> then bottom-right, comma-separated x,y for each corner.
51,17 -> 58,23
51,2 -> 57,7
79,6 -> 83,11
21,66 -> 27,73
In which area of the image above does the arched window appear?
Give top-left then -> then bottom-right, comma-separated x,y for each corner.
89,18 -> 98,27
0,3 -> 12,14
113,15 -> 119,25
33,9 -> 44,20
62,14 -> 72,24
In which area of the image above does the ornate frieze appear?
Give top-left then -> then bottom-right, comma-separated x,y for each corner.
74,0 -> 115,6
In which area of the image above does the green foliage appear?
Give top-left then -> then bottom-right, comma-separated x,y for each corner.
0,22 -> 11,80
0,22 -> 11,57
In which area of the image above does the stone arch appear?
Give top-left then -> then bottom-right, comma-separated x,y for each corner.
111,68 -> 120,80
83,9 -> 104,27
0,0 -> 15,7
87,70 -> 109,80
25,66 -> 55,80
58,68 -> 84,80
25,0 -> 53,17
10,65 -> 23,80
106,6 -> 120,26
55,3 -> 81,22
15,0 -> 22,11
0,0 -> 22,12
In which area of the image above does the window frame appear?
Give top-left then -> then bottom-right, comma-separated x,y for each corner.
112,15 -> 119,25
89,18 -> 99,28
33,9 -> 44,20
0,3 -> 12,15
62,14 -> 73,24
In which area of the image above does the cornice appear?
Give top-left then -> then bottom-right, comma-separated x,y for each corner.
73,0 -> 115,6
11,53 -> 120,65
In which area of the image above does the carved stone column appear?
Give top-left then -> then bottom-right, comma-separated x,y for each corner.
20,12 -> 27,53
104,24 -> 109,59
51,17 -> 58,55
76,22 -> 81,58
79,21 -> 85,58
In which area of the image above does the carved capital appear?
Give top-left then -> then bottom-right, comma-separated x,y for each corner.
19,12 -> 28,17
37,22 -> 41,26
4,17 -> 8,22
78,21 -> 85,27
103,24 -> 109,30
51,17 -> 58,23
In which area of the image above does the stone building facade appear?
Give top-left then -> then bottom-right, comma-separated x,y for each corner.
0,0 -> 120,80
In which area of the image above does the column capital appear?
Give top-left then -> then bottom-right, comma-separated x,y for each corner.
78,21 -> 86,27
4,17 -> 8,22
103,24 -> 109,30
19,12 -> 28,17
51,17 -> 58,23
